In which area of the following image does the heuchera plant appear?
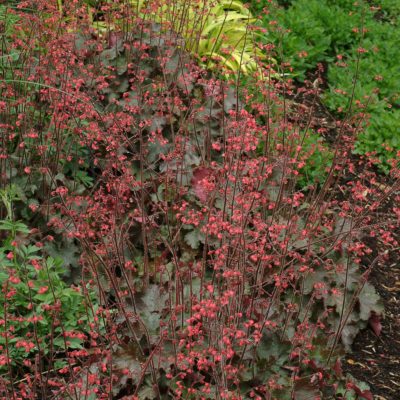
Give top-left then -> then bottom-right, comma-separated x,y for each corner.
0,1 -> 398,398
58,0 -> 271,75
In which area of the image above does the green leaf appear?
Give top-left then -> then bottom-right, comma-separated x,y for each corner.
0,220 -> 29,233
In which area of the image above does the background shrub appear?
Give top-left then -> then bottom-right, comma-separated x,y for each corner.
250,0 -> 400,172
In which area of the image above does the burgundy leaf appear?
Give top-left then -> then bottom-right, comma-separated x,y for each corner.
108,31 -> 123,48
369,312 -> 382,336
358,390 -> 373,400
191,167 -> 212,203
347,383 -> 373,400
333,359 -> 342,377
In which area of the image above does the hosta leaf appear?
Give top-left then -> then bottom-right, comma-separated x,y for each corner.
202,14 -> 255,36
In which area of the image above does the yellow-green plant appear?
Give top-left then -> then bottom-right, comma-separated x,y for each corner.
58,0 -> 272,76
136,0 -> 263,74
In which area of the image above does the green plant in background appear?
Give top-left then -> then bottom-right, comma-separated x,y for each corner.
250,0 -> 366,79
256,129 -> 334,189
250,0 -> 399,172
297,132 -> 334,188
0,186 -> 103,372
324,21 -> 400,172
374,0 -> 400,24
0,5 -> 19,37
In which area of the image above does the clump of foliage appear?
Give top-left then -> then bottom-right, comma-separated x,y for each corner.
250,0 -> 400,172
299,133 -> 333,188
0,5 -> 19,37
324,21 -> 400,172
250,0 -> 363,79
0,1 -> 398,399
0,186 -> 103,375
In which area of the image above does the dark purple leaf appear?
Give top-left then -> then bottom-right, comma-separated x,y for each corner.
369,312 -> 382,336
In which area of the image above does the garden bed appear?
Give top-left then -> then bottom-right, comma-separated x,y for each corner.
0,1 -> 399,399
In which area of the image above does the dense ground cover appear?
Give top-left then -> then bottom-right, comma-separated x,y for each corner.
0,1 -> 399,399
250,0 -> 400,172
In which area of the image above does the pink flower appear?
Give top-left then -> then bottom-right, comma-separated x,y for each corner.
38,286 -> 49,294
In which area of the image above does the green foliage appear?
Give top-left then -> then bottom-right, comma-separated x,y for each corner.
297,132 -> 333,188
252,0 -> 367,79
372,0 -> 400,23
353,109 -> 400,173
323,21 -> 400,171
0,4 -> 19,37
251,0 -> 399,171
0,188 -> 102,373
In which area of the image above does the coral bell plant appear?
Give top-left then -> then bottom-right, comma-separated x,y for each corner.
0,0 -> 398,399
58,0 -> 270,75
